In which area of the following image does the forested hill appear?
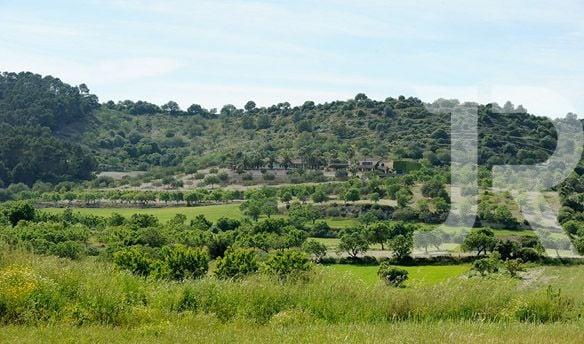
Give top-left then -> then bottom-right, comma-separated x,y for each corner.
0,71 -> 564,187
0,72 -> 99,186
85,94 -> 557,176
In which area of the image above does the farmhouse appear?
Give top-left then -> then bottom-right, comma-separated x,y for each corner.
355,158 -> 394,174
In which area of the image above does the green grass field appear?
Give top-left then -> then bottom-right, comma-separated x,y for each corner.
3,321 -> 584,343
329,264 -> 470,285
42,205 -> 359,229
42,204 -> 244,223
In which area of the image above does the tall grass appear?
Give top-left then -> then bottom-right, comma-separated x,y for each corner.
0,249 -> 582,327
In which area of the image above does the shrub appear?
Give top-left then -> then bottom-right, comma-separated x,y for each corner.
472,253 -> 501,276
158,245 -> 209,280
2,201 -> 36,226
263,249 -> 311,280
505,258 -> 525,278
50,240 -> 84,260
517,247 -> 541,262
377,262 -> 408,287
113,246 -> 153,276
214,248 -> 259,279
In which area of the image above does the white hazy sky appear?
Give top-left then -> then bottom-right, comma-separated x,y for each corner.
1,0 -> 584,117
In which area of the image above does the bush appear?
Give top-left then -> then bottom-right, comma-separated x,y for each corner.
309,221 -> 335,238
377,262 -> 408,287
113,246 -> 153,276
517,247 -> 541,262
263,249 -> 311,280
50,240 -> 84,260
2,201 -> 36,226
214,248 -> 259,279
157,245 -> 209,280
504,258 -> 525,278
472,257 -> 500,276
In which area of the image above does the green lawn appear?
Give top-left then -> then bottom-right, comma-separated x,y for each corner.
42,205 -> 358,229
42,204 -> 243,223
329,264 -> 470,285
324,217 -> 358,228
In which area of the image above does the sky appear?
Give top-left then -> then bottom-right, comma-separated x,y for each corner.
1,0 -> 584,118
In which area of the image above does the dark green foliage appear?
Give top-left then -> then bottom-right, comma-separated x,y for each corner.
472,255 -> 500,276
1,201 -> 36,226
262,249 -> 311,280
302,239 -> 327,262
214,248 -> 259,279
337,226 -> 369,257
156,245 -> 209,280
377,262 -> 408,286
0,72 -> 98,185
113,246 -> 153,276
50,240 -> 84,259
463,228 -> 497,256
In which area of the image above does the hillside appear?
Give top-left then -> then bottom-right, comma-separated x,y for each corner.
0,71 -> 564,187
83,94 -> 558,177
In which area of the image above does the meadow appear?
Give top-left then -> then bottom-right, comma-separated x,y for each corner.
1,249 -> 584,343
329,264 -> 470,285
43,205 -> 360,228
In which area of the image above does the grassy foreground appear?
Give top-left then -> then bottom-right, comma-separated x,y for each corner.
3,320 -> 584,343
1,248 -> 584,343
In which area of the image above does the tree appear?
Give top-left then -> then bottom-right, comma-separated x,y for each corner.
414,229 -> 441,254
358,211 -> 378,228
311,190 -> 328,203
337,226 -> 369,258
288,203 -> 319,226
388,234 -> 413,261
244,100 -> 256,111
187,103 -> 204,115
113,246 -> 153,276
161,101 -> 181,115
344,188 -> 360,203
463,228 -> 497,256
302,239 -> 327,262
185,191 -> 203,206
367,222 -> 391,250
168,213 -> 187,226
280,190 -> 293,205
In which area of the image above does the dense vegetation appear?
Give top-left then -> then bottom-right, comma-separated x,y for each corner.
0,72 -> 98,186
0,71 -> 563,186
4,70 -> 584,342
